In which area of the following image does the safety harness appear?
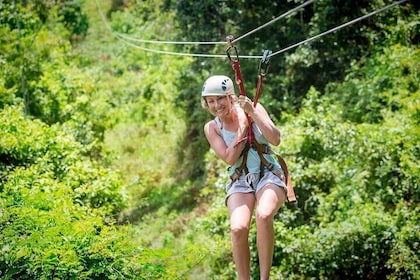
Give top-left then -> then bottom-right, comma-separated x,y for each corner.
226,36 -> 297,204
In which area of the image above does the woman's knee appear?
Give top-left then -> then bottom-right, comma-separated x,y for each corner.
230,224 -> 250,239
255,207 -> 275,224
256,185 -> 286,222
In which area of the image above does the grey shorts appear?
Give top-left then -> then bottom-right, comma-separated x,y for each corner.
225,169 -> 287,204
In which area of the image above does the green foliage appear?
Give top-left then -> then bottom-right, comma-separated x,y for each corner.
268,43 -> 419,279
0,105 -> 125,215
1,0 -> 418,279
276,203 -> 397,279
31,59 -> 114,156
0,106 -> 128,278
0,0 -> 107,157
274,203 -> 420,280
0,0 -> 89,40
386,204 -> 420,280
185,196 -> 234,280
330,45 -> 419,123
58,0 -> 89,40
0,105 -> 206,279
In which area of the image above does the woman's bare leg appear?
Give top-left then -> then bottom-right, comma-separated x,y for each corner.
227,192 -> 256,280
255,185 -> 286,280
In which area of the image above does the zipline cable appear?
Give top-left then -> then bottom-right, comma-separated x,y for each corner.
114,32 -> 262,58
115,32 -> 226,45
95,0 -> 225,46
114,37 -> 230,58
95,0 -> 255,58
267,0 -> 408,58
232,0 -> 316,44
112,0 -> 316,46
96,0 -> 408,59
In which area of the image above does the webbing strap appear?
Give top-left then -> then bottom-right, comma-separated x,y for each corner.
238,145 -> 250,175
255,142 -> 297,204
231,60 -> 246,97
227,41 -> 255,147
254,50 -> 271,106
254,74 -> 264,107
229,141 -> 297,204
275,153 -> 297,203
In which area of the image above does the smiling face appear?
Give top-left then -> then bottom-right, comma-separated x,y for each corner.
205,95 -> 232,117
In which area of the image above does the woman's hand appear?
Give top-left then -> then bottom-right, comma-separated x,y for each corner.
238,96 -> 281,146
238,95 -> 254,115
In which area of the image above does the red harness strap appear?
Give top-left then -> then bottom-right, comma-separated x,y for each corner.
226,37 -> 297,204
227,43 -> 255,147
254,50 -> 272,106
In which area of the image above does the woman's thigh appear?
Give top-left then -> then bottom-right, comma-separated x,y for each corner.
227,192 -> 255,228
256,183 -> 286,217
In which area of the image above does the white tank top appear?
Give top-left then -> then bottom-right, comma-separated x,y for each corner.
213,116 -> 280,176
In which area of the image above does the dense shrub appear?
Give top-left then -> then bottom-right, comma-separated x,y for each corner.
58,0 -> 89,40
268,44 -> 420,279
0,106 -> 128,278
0,105 -> 208,279
277,204 -> 396,279
0,106 -> 124,215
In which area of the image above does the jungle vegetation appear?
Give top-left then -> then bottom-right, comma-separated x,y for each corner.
0,0 -> 418,279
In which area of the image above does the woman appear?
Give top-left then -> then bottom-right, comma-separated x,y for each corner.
201,75 -> 288,280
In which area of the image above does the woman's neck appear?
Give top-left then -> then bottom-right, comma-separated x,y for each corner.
219,106 -> 241,131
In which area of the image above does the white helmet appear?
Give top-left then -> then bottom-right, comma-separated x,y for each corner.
201,75 -> 235,96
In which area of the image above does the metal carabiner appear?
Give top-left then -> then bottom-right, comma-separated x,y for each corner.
258,49 -> 272,76
226,35 -> 239,62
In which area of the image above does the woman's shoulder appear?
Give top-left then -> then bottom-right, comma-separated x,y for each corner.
204,118 -> 221,136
